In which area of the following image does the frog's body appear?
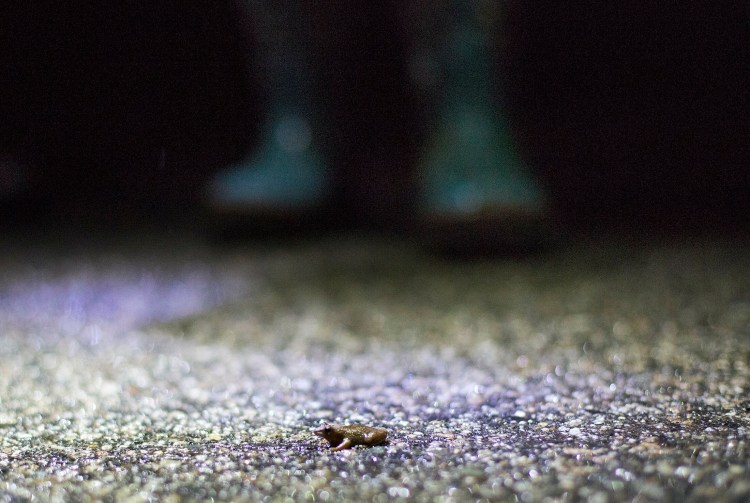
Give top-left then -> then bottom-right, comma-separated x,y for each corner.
313,424 -> 388,451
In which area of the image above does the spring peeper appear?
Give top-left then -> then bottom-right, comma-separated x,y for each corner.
313,423 -> 388,451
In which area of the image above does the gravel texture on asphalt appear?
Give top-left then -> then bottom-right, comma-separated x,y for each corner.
1,235 -> 749,502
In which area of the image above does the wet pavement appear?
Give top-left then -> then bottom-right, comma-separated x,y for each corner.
1,234 -> 749,502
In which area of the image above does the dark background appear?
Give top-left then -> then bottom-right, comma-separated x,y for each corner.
2,1 -> 749,233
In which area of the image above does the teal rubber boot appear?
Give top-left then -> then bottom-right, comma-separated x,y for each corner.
207,1 -> 329,227
417,1 -> 552,251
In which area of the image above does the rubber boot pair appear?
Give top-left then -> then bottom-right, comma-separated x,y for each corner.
208,0 -> 551,249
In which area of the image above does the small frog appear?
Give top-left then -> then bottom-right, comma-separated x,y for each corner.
313,423 -> 388,451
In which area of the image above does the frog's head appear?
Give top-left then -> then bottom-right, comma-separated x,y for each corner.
313,423 -> 343,444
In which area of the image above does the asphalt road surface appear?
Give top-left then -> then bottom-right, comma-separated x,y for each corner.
1,233 -> 749,502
